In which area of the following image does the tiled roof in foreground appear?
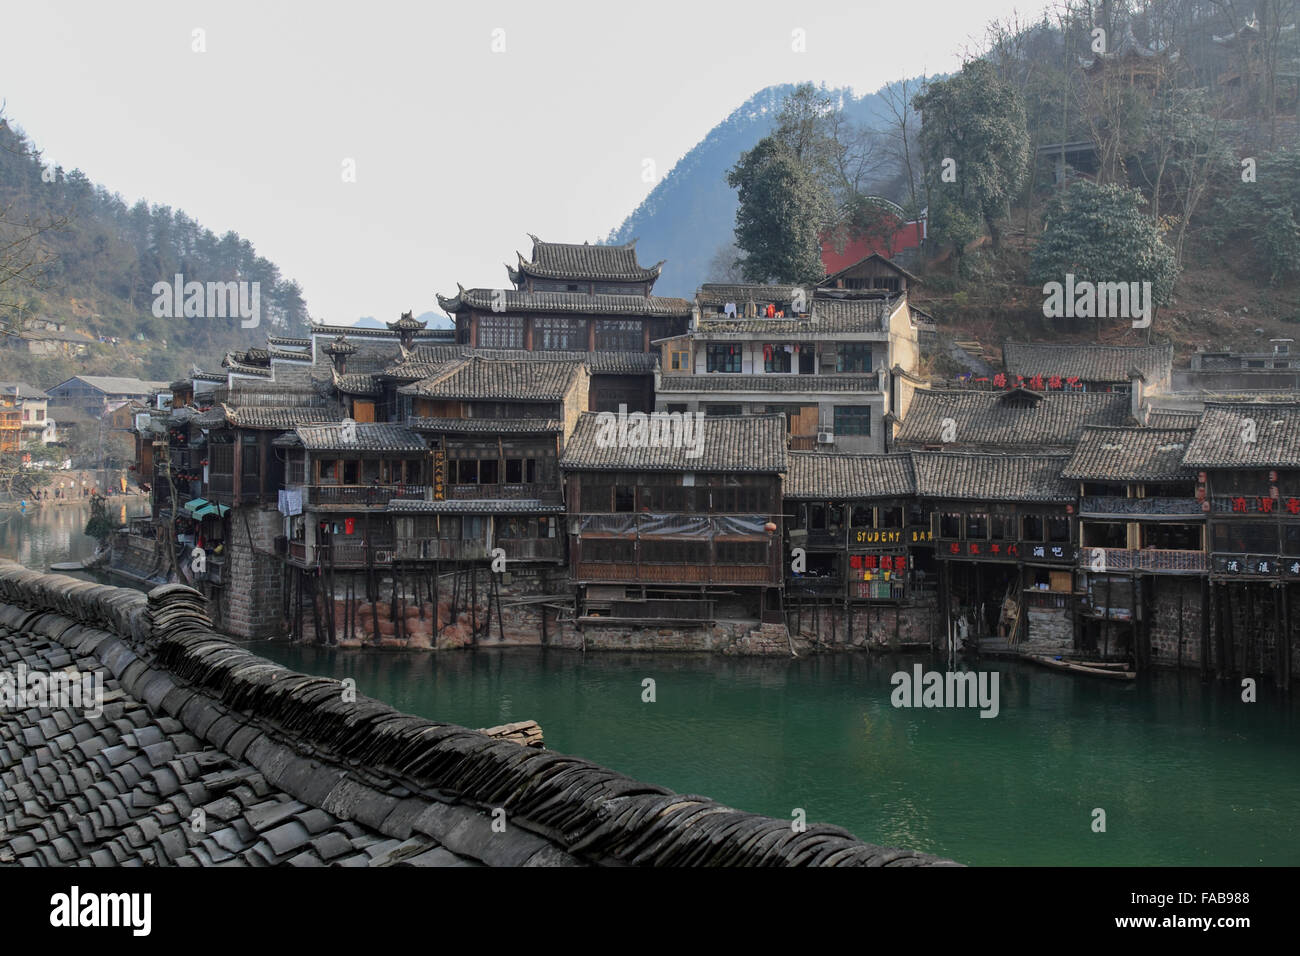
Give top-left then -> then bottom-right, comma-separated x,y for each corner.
0,565 -> 955,867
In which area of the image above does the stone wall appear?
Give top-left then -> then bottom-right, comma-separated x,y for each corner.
1148,577 -> 1205,669
219,505 -> 285,639
792,602 -> 937,650
1024,607 -> 1072,654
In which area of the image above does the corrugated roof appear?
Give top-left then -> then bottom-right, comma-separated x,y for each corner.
1002,342 -> 1173,383
1183,403 -> 1300,468
1063,426 -> 1196,481
897,388 -> 1131,449
560,412 -> 787,474
52,375 -> 169,395
784,453 -> 915,499
912,452 -> 1076,502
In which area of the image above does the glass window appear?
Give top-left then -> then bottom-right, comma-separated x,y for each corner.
836,343 -> 873,372
1023,514 -> 1045,541
967,513 -> 988,539
990,514 -> 1010,540
670,349 -> 689,370
1047,516 -> 1070,543
706,345 -> 742,373
594,320 -> 642,351
478,316 -> 524,349
851,505 -> 874,528
535,317 -> 584,350
763,345 -> 792,373
834,406 -> 872,436
505,459 -> 522,483
615,486 -> 634,512
940,512 -> 962,537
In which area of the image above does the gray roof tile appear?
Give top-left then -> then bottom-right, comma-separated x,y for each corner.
560,412 -> 787,474
1002,341 -> 1173,383
1063,426 -> 1196,481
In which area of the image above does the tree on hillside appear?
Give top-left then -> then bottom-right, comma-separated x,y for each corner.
1210,146 -> 1300,284
913,59 -> 1030,257
1029,181 -> 1179,339
727,136 -> 832,284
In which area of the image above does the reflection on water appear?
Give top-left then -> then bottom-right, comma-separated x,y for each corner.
0,498 -> 152,570
247,643 -> 1300,866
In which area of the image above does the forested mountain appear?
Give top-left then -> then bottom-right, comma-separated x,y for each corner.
0,112 -> 310,386
604,82 -> 924,297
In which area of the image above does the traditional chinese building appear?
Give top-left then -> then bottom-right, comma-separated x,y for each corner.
560,413 -> 787,629
1064,426 -> 1206,667
1001,341 -> 1174,394
781,452 -> 935,646
912,451 -> 1079,654
437,236 -> 693,412
655,283 -> 922,453
1183,402 -> 1300,688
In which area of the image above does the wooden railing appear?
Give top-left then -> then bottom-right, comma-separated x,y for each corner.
497,538 -> 565,561
394,539 -> 490,562
311,484 -> 428,506
576,562 -> 775,585
448,483 -> 561,502
1078,547 -> 1207,573
1079,496 -> 1202,516
322,540 -> 395,567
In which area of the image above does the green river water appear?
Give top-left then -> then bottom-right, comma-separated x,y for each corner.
248,642 -> 1300,866
5,501 -> 1297,865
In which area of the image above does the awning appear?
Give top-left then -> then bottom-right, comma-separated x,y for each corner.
183,497 -> 209,512
194,503 -> 230,519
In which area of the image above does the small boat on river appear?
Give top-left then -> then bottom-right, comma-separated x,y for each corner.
1024,654 -> 1137,680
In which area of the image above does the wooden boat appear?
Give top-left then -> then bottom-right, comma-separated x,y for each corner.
1024,654 -> 1136,680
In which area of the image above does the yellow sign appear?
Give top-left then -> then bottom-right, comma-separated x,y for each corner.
910,529 -> 934,542
856,530 -> 901,544
433,450 -> 446,501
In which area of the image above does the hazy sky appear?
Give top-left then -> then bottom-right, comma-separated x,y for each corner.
3,1 -> 1052,324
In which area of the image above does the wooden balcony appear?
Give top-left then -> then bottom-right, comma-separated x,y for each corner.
576,562 -> 775,585
310,484 -> 429,507
1079,496 -> 1202,517
394,539 -> 490,562
448,482 -> 561,502
322,540 -> 395,567
1078,547 -> 1207,574
497,537 -> 565,562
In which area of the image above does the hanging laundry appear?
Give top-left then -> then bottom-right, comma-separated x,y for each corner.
344,518 -> 355,535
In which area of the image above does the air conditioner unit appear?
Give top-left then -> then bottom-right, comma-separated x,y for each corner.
374,550 -> 394,564
134,413 -> 151,432
817,431 -> 835,444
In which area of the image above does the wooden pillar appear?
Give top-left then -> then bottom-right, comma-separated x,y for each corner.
1274,583 -> 1285,691
1282,585 -> 1292,692
1200,577 -> 1211,679
1216,583 -> 1230,679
